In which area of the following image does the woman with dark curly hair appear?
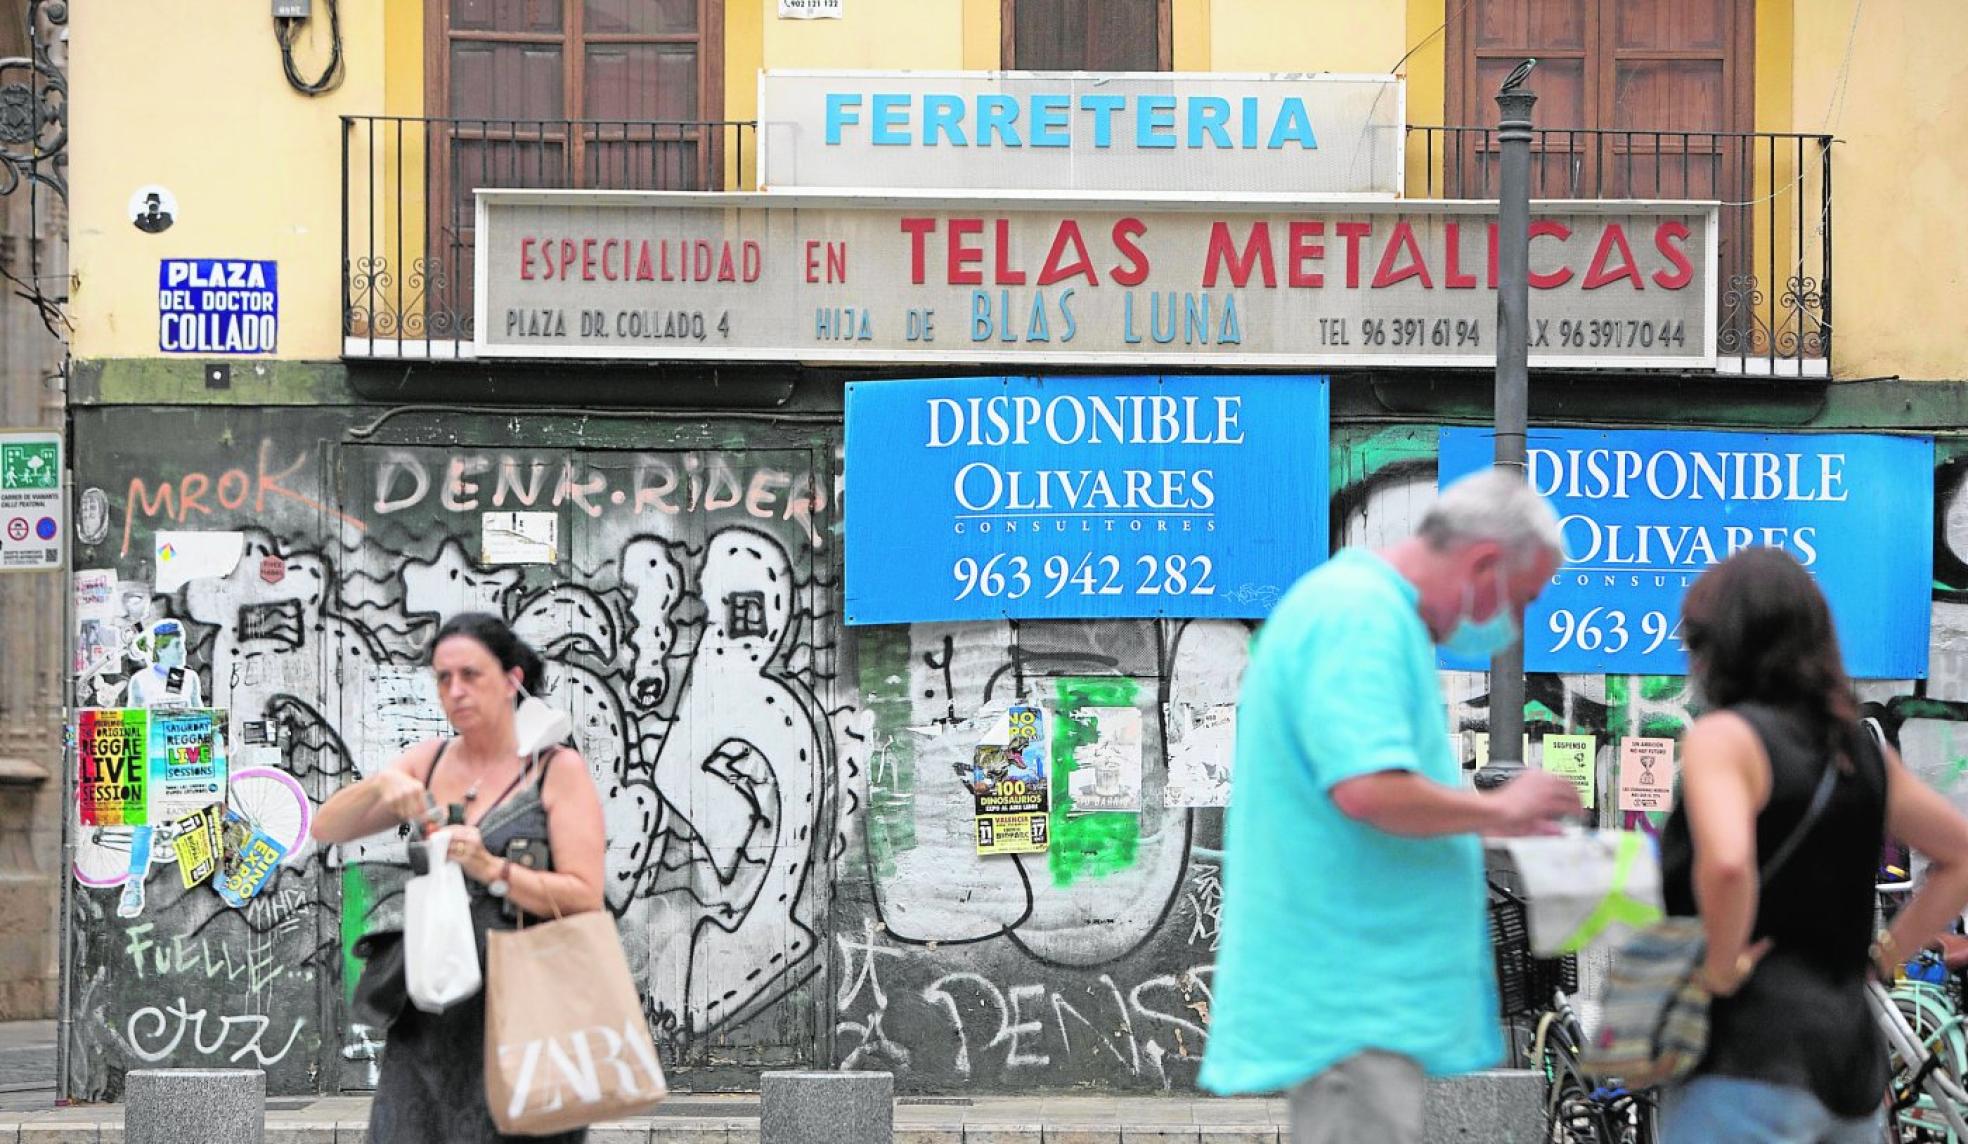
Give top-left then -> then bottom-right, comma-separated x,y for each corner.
1658,548 -> 1968,1142
312,612 -> 606,1143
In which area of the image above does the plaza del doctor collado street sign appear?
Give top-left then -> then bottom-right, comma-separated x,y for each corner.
474,192 -> 1718,369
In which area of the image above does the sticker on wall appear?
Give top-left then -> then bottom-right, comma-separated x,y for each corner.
1617,737 -> 1677,812
1163,702 -> 1235,808
1542,734 -> 1598,809
158,259 -> 278,354
971,705 -> 1050,856
126,619 -> 203,708
171,804 -> 224,889
481,511 -> 560,565
147,708 -> 228,822
154,529 -> 244,592
1066,706 -> 1144,814
76,486 -> 111,546
74,569 -> 117,675
1470,732 -> 1532,770
129,185 -> 177,234
215,809 -> 288,908
78,708 -> 150,826
778,0 -> 843,16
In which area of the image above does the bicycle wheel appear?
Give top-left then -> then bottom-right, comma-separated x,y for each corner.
1874,981 -> 1968,1142
226,767 -> 313,856
71,814 -> 135,888
1543,1030 -> 1612,1143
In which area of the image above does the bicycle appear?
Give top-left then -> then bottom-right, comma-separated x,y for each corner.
1490,875 -> 1659,1143
1875,878 -> 1968,1142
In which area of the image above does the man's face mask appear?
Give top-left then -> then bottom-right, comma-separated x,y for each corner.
1440,563 -> 1521,660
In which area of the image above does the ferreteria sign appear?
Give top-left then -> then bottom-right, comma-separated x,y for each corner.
758,70 -> 1403,197
477,193 -> 1718,368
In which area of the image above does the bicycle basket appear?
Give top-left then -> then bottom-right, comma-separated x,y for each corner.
1491,883 -> 1580,1018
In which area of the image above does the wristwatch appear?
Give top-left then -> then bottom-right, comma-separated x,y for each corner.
487,859 -> 513,899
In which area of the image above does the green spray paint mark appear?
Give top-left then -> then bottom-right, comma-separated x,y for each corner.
1640,676 -> 1685,702
340,866 -> 373,1009
855,626 -> 918,879
1332,426 -> 1438,488
1049,676 -> 1142,888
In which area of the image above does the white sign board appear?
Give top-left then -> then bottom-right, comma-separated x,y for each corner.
475,191 -> 1718,370
0,429 -> 62,572
760,70 -> 1403,196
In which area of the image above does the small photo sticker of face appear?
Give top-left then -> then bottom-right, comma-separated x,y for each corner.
129,185 -> 178,234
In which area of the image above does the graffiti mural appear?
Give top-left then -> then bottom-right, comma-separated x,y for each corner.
62,405 -> 1968,1099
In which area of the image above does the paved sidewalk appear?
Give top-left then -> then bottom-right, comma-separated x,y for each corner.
0,1093 -> 1294,1142
0,1022 -> 54,1116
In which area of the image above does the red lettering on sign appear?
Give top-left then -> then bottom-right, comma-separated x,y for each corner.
1529,220 -> 1574,289
948,218 -> 984,285
1287,220 -> 1325,287
1335,222 -> 1372,288
520,238 -> 535,280
1038,220 -> 1098,286
1202,222 -> 1276,288
1443,222 -> 1477,288
1582,223 -> 1644,290
1371,221 -> 1432,288
1110,218 -> 1150,286
993,219 -> 1026,285
1652,221 -> 1694,290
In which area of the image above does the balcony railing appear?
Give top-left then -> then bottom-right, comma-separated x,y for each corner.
1408,126 -> 1834,377
341,115 -> 755,360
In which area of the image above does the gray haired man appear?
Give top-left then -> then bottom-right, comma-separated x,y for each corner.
1202,467 -> 1582,1144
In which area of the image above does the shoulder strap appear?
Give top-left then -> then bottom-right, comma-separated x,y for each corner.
1759,754 -> 1838,884
422,738 -> 452,785
533,746 -> 562,791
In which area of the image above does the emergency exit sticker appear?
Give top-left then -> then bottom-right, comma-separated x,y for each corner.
158,259 -> 278,354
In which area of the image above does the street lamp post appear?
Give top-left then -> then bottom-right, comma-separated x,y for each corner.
1480,62 -> 1536,789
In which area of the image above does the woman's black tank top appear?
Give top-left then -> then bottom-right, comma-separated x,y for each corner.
1659,702 -> 1889,1117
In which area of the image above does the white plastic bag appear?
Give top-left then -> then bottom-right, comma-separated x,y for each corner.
1498,828 -> 1665,956
405,829 -> 483,1013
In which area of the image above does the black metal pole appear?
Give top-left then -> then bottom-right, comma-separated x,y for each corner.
1480,68 -> 1537,788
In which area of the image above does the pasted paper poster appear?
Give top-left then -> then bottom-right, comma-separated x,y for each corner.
171,804 -> 224,889
1164,702 -> 1235,808
215,809 -> 288,908
482,511 -> 559,565
1068,706 -> 1144,813
78,708 -> 149,826
74,570 -> 117,675
147,708 -> 227,822
1618,737 -> 1677,812
971,705 -> 1051,855
1470,733 -> 1531,770
1542,734 -> 1598,809
154,530 -> 244,593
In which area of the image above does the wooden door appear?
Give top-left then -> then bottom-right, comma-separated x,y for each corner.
1003,0 -> 1171,71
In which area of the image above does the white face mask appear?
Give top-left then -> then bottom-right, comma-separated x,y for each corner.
512,689 -> 573,756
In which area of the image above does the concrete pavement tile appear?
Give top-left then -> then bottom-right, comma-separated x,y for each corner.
588,1122 -> 652,1144
1041,1128 -> 1122,1144
266,1122 -> 339,1143
0,1125 -> 18,1143
966,1101 -> 1048,1121
894,1130 -> 962,1144
93,1129 -> 119,1144
1198,1130 -> 1278,1144
335,1124 -> 368,1144
649,1125 -> 727,1143
1119,1128 -> 1201,1143
963,1126 -> 1043,1143
17,1127 -> 94,1143
722,1121 -> 760,1144
1190,1102 -> 1273,1124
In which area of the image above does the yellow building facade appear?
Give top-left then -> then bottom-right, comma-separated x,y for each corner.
52,0 -> 1968,1101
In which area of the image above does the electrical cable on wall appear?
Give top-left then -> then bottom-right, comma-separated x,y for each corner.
276,0 -> 344,96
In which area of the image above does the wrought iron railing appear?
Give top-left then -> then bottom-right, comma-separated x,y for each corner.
1408,126 -> 1833,376
342,115 -> 755,359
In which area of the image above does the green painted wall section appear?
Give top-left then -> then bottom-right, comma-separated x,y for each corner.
855,626 -> 918,881
1047,676 -> 1143,888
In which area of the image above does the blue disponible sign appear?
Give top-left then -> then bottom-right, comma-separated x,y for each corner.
845,375 -> 1329,624
158,259 -> 278,354
1439,426 -> 1933,678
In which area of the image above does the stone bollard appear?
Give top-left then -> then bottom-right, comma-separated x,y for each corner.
761,1070 -> 893,1144
124,1068 -> 266,1144
1424,1068 -> 1546,1142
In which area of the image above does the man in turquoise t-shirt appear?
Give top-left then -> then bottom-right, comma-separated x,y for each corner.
1201,468 -> 1581,1144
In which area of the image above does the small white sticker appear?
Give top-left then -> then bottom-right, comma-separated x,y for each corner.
129,185 -> 178,233
779,0 -> 843,17
481,511 -> 559,565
